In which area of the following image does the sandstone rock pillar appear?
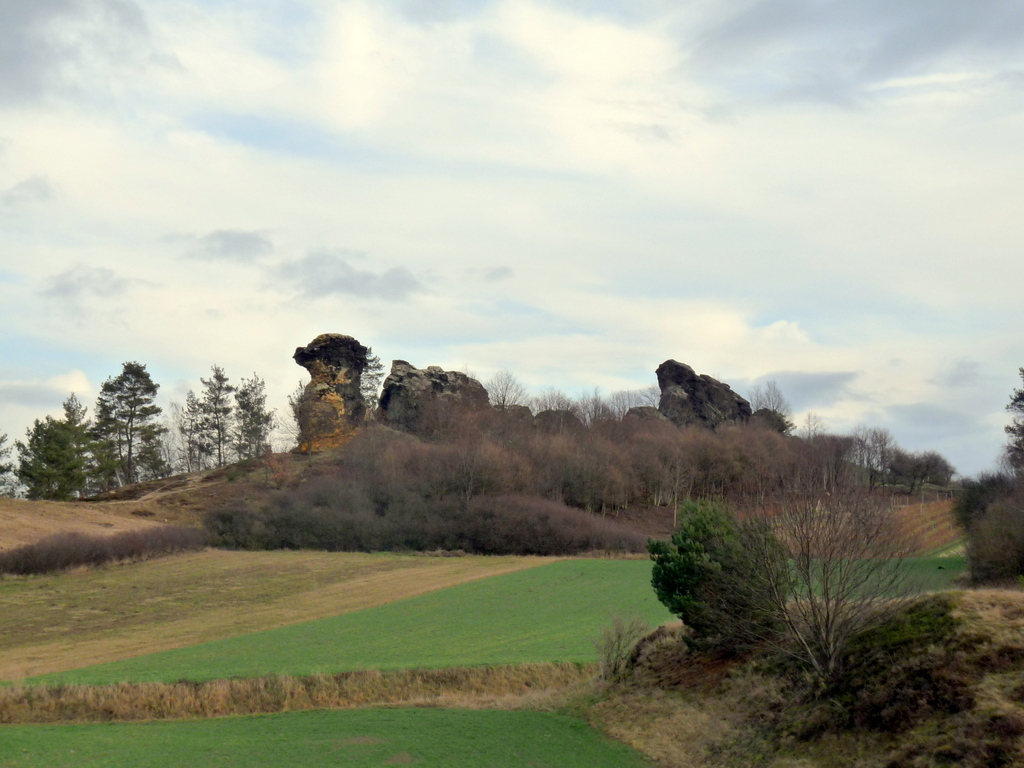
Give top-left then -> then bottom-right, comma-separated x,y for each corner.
292,333 -> 369,452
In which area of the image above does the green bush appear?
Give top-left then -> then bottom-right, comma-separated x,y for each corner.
648,500 -> 788,654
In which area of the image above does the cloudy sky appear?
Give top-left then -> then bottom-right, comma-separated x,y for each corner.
1,0 -> 1022,474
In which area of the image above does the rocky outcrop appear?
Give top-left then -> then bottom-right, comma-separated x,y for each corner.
656,360 -> 751,428
499,404 -> 535,422
534,409 -> 584,433
751,407 -> 793,434
377,360 -> 490,434
293,333 -> 369,452
624,406 -> 669,423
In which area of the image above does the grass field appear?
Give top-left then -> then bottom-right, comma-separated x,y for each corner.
0,550 -> 552,680
31,559 -> 673,685
0,707 -> 652,767
903,556 -> 966,591
18,557 -> 965,687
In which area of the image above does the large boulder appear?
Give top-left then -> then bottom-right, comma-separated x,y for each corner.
293,333 -> 369,452
377,360 -> 490,434
534,408 -> 584,433
624,406 -> 670,423
656,360 -> 751,428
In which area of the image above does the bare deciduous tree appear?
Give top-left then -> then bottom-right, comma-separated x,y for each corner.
486,369 -> 529,409
852,426 -> 896,490
607,385 -> 660,418
576,388 -> 615,426
799,412 -> 827,440
751,490 -> 912,680
749,380 -> 792,417
531,388 -> 580,416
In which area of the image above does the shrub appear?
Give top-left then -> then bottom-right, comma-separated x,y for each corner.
0,526 -> 207,576
596,615 -> 651,682
957,474 -> 1024,584
648,500 -> 788,654
206,492 -> 648,556
954,471 -> 1017,530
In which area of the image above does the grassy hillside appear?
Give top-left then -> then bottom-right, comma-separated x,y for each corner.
31,559 -> 673,685
0,708 -> 652,768
0,497 -> 166,550
0,550 -> 553,680
589,586 -> 1024,768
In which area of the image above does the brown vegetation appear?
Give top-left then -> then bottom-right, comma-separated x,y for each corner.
0,663 -> 593,724
204,412 -> 960,556
0,497 -> 166,551
0,526 -> 206,576
587,590 -> 1024,768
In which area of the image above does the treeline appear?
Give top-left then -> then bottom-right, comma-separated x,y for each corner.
167,365 -> 275,474
206,422 -> 652,554
484,372 -> 952,498
0,361 -> 276,500
206,398 -> 953,555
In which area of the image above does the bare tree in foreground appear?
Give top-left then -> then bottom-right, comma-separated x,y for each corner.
750,490 -> 912,680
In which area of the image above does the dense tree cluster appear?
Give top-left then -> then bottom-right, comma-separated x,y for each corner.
10,363 -> 167,499
2,360 -> 277,499
167,366 -> 277,472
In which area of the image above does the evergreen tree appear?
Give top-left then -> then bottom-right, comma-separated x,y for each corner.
60,393 -> 104,494
362,350 -> 386,411
1007,368 -> 1024,472
0,433 -> 18,497
234,373 -> 275,460
200,365 -> 235,468
93,361 -> 167,486
16,417 -> 87,500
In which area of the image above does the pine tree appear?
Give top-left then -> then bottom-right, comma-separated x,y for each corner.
234,373 -> 275,460
362,350 -> 386,411
93,362 -> 167,486
200,365 -> 235,468
16,417 -> 87,500
0,433 -> 18,497
1007,367 -> 1024,471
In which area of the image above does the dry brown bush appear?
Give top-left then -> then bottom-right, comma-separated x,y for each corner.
0,663 -> 593,724
0,527 -> 207,576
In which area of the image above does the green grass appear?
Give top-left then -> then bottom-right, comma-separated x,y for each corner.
33,559 -> 672,685
0,708 -> 651,768
903,556 -> 966,592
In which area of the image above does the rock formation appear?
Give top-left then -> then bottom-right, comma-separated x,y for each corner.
624,406 -> 669,423
377,360 -> 490,434
534,408 -> 584,433
293,333 -> 369,452
656,360 -> 751,428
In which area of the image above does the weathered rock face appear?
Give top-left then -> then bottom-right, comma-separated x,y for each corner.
293,334 -> 369,452
534,408 -> 584,433
377,360 -> 490,434
656,360 -> 751,428
624,405 -> 670,423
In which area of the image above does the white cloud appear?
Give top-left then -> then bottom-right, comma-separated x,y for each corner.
0,0 -> 1021,475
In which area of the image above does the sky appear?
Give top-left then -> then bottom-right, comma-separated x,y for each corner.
1,0 -> 1022,475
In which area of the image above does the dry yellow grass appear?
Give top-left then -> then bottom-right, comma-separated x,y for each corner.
0,498 -> 168,551
589,687 -> 738,768
0,549 -> 556,680
0,663 -> 594,724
